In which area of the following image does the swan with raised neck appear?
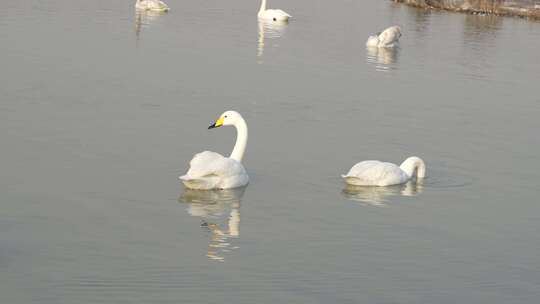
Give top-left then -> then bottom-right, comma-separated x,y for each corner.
257,0 -> 291,21
181,111 -> 249,190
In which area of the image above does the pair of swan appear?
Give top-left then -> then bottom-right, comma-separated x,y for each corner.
180,111 -> 426,190
134,0 -> 290,19
366,26 -> 402,48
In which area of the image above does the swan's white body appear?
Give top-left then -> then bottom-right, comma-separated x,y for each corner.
135,0 -> 169,12
180,111 -> 249,190
366,26 -> 402,48
258,0 -> 291,21
342,156 -> 426,186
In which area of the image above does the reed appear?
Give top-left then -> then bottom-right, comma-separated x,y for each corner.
393,0 -> 540,19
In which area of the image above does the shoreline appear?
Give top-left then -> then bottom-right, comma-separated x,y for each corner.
393,0 -> 540,19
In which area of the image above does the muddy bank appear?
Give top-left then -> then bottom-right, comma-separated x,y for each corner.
393,0 -> 540,19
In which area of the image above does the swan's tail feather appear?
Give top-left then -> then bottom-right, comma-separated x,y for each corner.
342,175 -> 371,186
179,175 -> 219,190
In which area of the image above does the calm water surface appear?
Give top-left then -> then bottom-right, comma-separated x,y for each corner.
1,0 -> 540,303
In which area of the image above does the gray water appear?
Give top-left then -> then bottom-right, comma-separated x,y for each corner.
1,0 -> 540,303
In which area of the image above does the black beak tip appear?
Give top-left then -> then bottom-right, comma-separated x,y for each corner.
208,124 -> 215,129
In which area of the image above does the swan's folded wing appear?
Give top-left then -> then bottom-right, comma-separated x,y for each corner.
183,151 -> 245,179
267,9 -> 291,17
344,161 -> 403,185
378,27 -> 400,46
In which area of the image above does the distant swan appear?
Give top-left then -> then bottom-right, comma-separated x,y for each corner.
258,0 -> 291,22
366,26 -> 402,48
135,0 -> 170,12
342,156 -> 426,186
180,111 -> 249,190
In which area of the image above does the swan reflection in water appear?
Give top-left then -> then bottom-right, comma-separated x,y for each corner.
342,180 -> 423,207
257,19 -> 288,59
135,10 -> 167,42
179,187 -> 246,262
366,46 -> 399,72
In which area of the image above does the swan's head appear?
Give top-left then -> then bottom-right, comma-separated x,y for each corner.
208,110 -> 243,129
393,26 -> 402,37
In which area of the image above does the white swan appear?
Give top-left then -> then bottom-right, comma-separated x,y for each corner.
342,156 -> 426,186
366,26 -> 402,48
180,111 -> 249,190
135,0 -> 170,12
258,0 -> 291,22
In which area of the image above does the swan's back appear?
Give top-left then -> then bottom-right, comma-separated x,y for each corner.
266,9 -> 291,17
184,151 -> 245,178
258,9 -> 291,21
180,151 -> 248,189
342,160 -> 408,186
378,26 -> 401,47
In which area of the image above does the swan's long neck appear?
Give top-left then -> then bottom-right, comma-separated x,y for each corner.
259,0 -> 267,14
258,20 -> 264,57
230,118 -> 248,162
399,157 -> 426,179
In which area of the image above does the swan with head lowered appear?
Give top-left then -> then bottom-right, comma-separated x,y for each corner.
135,0 -> 170,12
342,156 -> 426,186
180,111 -> 249,190
258,0 -> 291,22
366,26 -> 402,48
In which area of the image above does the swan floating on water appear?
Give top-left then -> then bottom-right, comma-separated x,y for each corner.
180,111 -> 249,190
342,156 -> 426,186
135,0 -> 170,12
366,26 -> 402,48
258,0 -> 291,22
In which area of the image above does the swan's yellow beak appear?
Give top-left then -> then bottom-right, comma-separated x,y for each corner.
208,116 -> 224,129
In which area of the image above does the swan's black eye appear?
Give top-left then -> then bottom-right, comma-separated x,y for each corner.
224,115 -> 228,118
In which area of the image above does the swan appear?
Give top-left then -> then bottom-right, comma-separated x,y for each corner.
180,111 -> 249,190
135,0 -> 170,12
366,26 -> 402,48
342,156 -> 426,186
258,0 -> 291,22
